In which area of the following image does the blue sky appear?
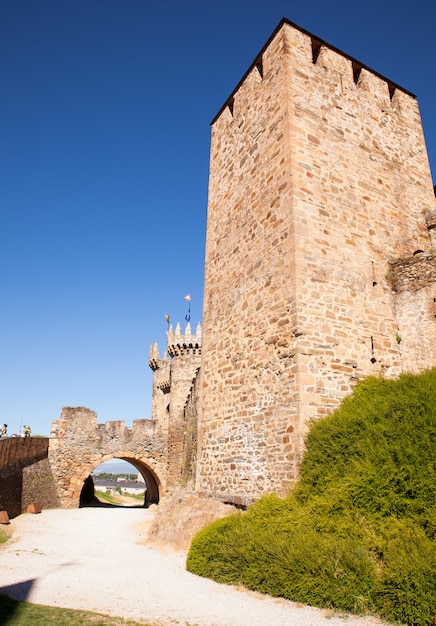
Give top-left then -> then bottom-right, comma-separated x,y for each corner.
1,1 -> 435,437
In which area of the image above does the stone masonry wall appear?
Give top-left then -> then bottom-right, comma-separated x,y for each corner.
0,436 -> 48,469
180,367 -> 201,488
196,18 -> 436,505
390,252 -> 436,371
0,438 -> 59,518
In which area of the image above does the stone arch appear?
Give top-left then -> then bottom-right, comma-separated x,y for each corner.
49,408 -> 170,509
76,453 -> 161,509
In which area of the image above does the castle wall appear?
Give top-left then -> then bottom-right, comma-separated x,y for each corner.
0,438 -> 60,518
390,252 -> 436,371
166,351 -> 201,486
180,367 -> 201,488
197,19 -> 436,505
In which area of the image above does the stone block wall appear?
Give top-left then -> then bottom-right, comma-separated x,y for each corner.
0,436 -> 48,469
196,18 -> 436,505
180,367 -> 201,488
0,438 -> 59,518
389,252 -> 436,371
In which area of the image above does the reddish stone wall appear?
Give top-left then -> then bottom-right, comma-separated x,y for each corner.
0,437 -> 48,469
0,438 -> 60,518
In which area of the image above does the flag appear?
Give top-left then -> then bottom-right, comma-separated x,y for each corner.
164,314 -> 170,324
184,294 -> 191,302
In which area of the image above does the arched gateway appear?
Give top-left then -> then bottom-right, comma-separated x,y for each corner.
49,407 -> 167,508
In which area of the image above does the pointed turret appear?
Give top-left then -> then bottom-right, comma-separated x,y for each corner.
148,341 -> 160,371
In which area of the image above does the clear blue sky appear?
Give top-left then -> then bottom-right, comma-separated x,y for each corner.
1,1 -> 435,436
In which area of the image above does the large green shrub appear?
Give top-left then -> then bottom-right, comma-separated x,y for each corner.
187,370 -> 436,625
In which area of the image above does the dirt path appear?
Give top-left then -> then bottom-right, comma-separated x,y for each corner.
0,508 -> 388,626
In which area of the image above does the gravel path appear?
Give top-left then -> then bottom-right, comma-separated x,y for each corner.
0,507 -> 388,626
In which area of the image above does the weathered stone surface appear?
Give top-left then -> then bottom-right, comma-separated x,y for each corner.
0,439 -> 60,518
196,18 -> 436,504
147,487 -> 237,552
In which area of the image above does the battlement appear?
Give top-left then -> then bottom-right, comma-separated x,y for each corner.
149,322 -> 202,369
212,17 -> 416,127
50,407 -> 156,440
148,341 -> 166,371
167,322 -> 201,357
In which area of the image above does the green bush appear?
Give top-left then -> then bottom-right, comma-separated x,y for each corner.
187,370 -> 436,625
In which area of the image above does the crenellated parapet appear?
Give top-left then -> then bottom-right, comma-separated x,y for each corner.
148,322 -> 202,368
167,322 -> 202,357
148,341 -> 168,371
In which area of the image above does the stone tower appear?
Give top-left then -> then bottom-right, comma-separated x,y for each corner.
196,18 -> 436,506
149,321 -> 201,489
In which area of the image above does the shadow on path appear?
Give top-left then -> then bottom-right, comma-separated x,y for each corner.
0,579 -> 35,624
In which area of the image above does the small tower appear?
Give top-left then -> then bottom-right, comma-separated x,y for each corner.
149,322 -> 202,490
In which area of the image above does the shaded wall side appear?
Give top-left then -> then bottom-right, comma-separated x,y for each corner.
166,354 -> 202,489
0,437 -> 49,469
0,467 -> 24,518
197,27 -> 299,505
0,438 -> 58,518
22,458 -> 61,511
180,367 -> 201,488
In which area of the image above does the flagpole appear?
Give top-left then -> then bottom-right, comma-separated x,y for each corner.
184,294 -> 191,324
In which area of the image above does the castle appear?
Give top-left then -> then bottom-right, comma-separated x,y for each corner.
6,17 -> 434,515
149,18 -> 436,507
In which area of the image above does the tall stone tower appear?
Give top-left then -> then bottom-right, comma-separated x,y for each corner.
196,18 -> 436,506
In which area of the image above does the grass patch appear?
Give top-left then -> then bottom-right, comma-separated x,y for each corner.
0,594 -> 150,625
0,525 -> 12,545
95,490 -> 145,506
187,370 -> 436,626
94,490 -> 123,506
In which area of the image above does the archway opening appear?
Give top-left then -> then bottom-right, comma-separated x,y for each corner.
79,457 -> 160,508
